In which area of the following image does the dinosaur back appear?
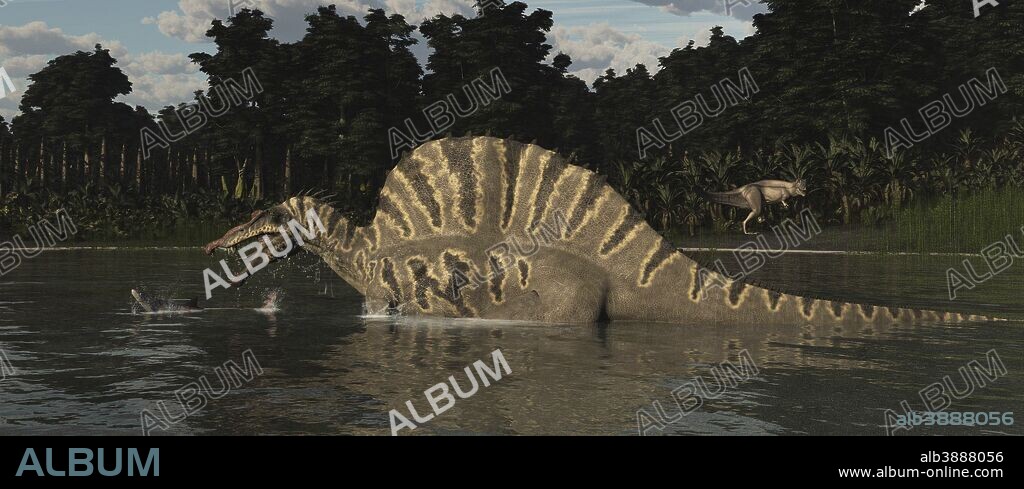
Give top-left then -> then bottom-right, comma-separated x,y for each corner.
374,137 -> 655,249
365,137 -> 684,310
373,136 -> 570,241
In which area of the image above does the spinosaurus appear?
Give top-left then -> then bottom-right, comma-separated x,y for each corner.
204,136 -> 996,325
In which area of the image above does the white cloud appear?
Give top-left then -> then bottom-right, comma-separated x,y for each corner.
673,23 -> 716,48
122,51 -> 200,77
549,23 -> 672,84
0,55 -> 51,118
0,21 -> 127,58
630,0 -> 767,20
0,22 -> 206,117
143,0 -> 479,44
139,2 -> 691,93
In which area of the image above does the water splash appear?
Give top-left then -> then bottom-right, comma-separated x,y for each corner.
360,301 -> 404,319
257,289 -> 282,313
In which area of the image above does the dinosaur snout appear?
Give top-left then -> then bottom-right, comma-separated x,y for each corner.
203,239 -> 222,255
204,211 -> 266,255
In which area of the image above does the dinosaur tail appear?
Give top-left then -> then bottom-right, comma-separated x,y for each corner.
695,187 -> 715,201
699,188 -> 747,208
670,260 -> 1012,327
678,259 -> 1007,328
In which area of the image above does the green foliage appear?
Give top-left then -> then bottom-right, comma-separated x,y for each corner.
0,182 -> 267,244
608,131 -> 1023,238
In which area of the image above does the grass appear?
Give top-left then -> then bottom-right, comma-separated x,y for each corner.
667,187 -> 1024,255
868,188 -> 1024,254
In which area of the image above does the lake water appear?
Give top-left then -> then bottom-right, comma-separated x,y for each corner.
0,247 -> 1021,435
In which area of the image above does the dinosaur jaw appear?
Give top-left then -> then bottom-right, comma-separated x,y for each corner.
204,210 -> 305,286
205,211 -> 263,255
204,227 -> 278,255
204,197 -> 362,292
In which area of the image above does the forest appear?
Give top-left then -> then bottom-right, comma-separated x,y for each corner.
0,0 -> 1021,246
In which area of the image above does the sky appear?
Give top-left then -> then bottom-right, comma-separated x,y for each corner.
0,0 -> 765,121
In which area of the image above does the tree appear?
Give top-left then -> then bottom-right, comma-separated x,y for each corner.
190,9 -> 282,200
16,44 -> 132,186
421,1 -> 557,143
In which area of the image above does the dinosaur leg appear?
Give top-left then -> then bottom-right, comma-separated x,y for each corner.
743,209 -> 761,235
535,276 -> 606,324
483,251 -> 602,325
480,290 -> 543,321
480,278 -> 603,323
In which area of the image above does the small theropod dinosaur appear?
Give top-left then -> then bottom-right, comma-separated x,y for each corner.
703,180 -> 807,235
204,137 -> 996,325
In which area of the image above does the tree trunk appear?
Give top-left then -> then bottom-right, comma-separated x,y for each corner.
44,150 -> 53,187
0,137 -> 5,196
136,145 -> 143,193
191,146 -> 199,185
234,156 -> 248,199
99,135 -> 107,183
24,141 -> 32,181
347,173 -> 354,203
83,143 -> 92,183
38,139 -> 45,185
119,142 -> 127,183
204,148 -> 211,189
13,143 -> 20,187
166,147 -> 173,193
251,148 -> 263,200
841,194 -> 851,225
40,145 -> 49,187
284,146 -> 292,196
61,141 -> 68,190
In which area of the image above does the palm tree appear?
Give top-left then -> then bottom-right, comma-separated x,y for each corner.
698,151 -> 742,227
950,129 -> 983,187
747,148 -> 781,183
879,150 -> 916,211
846,137 -> 882,221
669,156 -> 705,236
613,160 -> 642,209
817,136 -> 853,224
779,143 -> 816,183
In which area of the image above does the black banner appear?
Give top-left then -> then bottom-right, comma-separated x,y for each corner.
0,436 -> 1018,484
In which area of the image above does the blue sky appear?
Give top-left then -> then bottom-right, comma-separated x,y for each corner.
0,0 -> 763,120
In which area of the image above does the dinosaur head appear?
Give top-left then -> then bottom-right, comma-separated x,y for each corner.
204,197 -> 367,293
794,179 -> 807,196
204,204 -> 298,257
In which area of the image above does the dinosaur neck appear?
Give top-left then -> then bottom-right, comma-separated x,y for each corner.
287,199 -> 369,295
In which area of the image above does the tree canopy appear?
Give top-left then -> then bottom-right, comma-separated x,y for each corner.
1,0 -> 1022,239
